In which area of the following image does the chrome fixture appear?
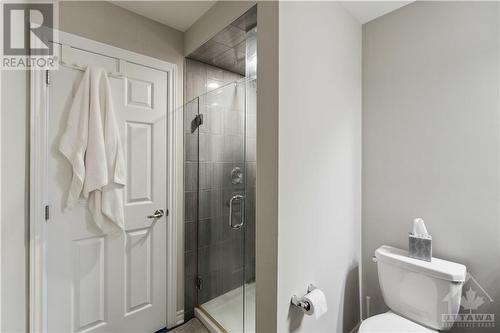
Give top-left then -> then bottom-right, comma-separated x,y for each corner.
147,209 -> 165,219
231,167 -> 244,185
291,284 -> 317,311
229,194 -> 245,229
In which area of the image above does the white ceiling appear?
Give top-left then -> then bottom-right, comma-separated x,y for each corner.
111,1 -> 216,32
340,1 -> 415,24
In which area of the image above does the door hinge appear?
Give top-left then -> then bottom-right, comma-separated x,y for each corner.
196,114 -> 203,126
44,205 -> 50,221
45,70 -> 50,86
196,277 -> 203,290
191,114 -> 204,133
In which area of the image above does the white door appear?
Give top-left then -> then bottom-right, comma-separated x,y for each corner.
47,45 -> 169,332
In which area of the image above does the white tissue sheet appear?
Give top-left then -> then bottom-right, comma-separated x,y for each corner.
412,218 -> 429,237
303,289 -> 328,319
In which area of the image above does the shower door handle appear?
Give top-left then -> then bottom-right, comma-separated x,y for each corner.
229,194 -> 245,229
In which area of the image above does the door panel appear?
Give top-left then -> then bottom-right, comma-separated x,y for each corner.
73,236 -> 106,332
125,228 -> 152,315
126,122 -> 153,204
47,48 -> 168,332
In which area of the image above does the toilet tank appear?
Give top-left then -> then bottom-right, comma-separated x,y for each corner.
375,246 -> 466,331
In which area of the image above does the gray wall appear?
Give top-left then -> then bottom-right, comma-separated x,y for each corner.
277,2 -> 362,332
362,2 -> 500,332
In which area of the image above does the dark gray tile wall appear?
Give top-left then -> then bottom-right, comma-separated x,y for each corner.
244,79 -> 256,284
184,59 -> 252,320
243,29 -> 257,285
188,5 -> 256,75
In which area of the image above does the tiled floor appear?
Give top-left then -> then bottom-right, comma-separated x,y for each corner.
201,283 -> 255,333
167,319 -> 209,333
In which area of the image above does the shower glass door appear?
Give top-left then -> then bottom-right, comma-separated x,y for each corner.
184,77 -> 257,333
197,79 -> 246,333
184,76 -> 256,333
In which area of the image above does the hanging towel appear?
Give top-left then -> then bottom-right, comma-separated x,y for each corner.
58,68 -> 90,209
59,66 -> 126,231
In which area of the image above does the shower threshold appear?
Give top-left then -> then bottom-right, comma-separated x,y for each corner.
195,282 -> 255,333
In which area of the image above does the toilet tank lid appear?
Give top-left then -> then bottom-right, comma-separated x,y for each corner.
375,246 -> 466,282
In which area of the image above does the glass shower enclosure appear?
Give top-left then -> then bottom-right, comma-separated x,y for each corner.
184,77 -> 256,332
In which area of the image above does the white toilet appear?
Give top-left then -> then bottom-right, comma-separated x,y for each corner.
359,246 -> 466,332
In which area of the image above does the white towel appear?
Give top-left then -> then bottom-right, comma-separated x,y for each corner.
59,66 -> 126,231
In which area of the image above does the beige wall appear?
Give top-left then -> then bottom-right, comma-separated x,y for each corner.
362,2 -> 500,331
0,3 -> 186,330
255,1 -> 280,332
60,1 -> 184,109
1,70 -> 30,333
59,1 -> 186,318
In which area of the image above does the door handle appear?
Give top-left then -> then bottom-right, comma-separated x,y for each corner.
228,194 -> 245,229
147,209 -> 165,219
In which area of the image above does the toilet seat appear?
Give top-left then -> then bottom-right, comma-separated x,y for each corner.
359,311 -> 437,332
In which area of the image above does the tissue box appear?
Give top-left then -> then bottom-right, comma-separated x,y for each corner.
409,234 -> 432,262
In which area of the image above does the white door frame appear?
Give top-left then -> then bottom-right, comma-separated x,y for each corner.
29,31 -> 180,332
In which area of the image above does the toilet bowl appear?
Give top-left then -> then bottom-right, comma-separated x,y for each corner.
359,311 -> 436,332
360,246 -> 466,332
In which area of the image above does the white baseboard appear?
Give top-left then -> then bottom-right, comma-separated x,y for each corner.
176,310 -> 185,326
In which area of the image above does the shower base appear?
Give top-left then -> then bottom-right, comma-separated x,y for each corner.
195,283 -> 255,333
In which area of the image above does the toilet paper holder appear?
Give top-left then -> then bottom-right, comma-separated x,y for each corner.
291,284 -> 317,311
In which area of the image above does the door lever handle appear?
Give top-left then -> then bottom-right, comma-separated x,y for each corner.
147,209 -> 165,219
